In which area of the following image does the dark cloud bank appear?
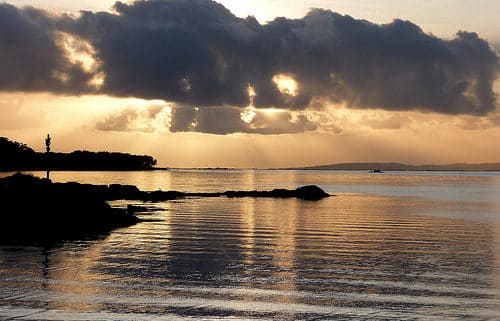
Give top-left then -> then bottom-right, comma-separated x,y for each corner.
1,0 -> 499,134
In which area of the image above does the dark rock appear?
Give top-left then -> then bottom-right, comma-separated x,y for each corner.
295,185 -> 330,200
0,173 -> 140,243
223,185 -> 329,200
108,184 -> 142,200
144,190 -> 185,202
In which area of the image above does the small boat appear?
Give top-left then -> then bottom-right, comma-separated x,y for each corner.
369,169 -> 384,173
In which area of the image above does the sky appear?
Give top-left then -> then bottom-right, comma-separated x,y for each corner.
1,0 -> 500,168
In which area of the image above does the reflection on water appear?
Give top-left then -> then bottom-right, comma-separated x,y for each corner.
1,170 -> 500,320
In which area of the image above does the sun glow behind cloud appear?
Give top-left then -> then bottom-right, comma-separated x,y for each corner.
240,109 -> 257,124
273,74 -> 299,97
58,32 -> 97,72
57,32 -> 105,89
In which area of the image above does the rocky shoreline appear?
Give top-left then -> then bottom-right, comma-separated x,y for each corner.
0,173 -> 329,243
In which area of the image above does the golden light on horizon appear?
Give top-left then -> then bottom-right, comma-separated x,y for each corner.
273,74 -> 298,96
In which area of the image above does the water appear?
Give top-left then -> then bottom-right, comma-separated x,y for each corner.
1,170 -> 499,320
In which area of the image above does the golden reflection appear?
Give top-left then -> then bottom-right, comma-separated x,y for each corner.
135,169 -> 172,191
273,200 -> 298,294
259,199 -> 299,298
239,170 -> 257,272
41,241 -> 107,311
240,198 -> 256,268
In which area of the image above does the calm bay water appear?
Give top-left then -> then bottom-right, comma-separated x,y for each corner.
1,170 -> 499,320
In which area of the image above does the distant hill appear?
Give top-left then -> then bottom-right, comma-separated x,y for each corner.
0,137 -> 157,171
293,162 -> 500,171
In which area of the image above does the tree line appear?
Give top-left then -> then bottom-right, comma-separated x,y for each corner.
0,137 -> 157,171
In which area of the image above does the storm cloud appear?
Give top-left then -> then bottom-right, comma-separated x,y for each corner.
1,0 -> 499,135
0,3 -> 96,93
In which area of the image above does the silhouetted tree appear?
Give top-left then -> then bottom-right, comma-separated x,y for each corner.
0,137 -> 37,170
0,137 -> 158,171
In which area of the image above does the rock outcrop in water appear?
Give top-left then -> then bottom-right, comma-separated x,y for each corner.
0,173 -> 329,242
221,185 -> 330,201
88,180 -> 330,202
104,184 -> 330,201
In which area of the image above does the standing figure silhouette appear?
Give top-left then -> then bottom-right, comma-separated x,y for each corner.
45,134 -> 51,180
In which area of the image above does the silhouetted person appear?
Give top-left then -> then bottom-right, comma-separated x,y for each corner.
45,134 -> 51,179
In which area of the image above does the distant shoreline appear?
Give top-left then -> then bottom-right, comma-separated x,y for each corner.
286,162 -> 500,171
164,166 -> 500,172
3,167 -> 500,172
0,167 -> 169,173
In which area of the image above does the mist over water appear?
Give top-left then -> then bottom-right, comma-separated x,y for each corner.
1,170 -> 499,320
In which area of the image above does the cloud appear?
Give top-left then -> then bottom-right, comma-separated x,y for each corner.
0,3 -> 96,93
95,104 -> 167,132
170,106 -> 317,135
1,0 -> 499,135
95,107 -> 139,132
